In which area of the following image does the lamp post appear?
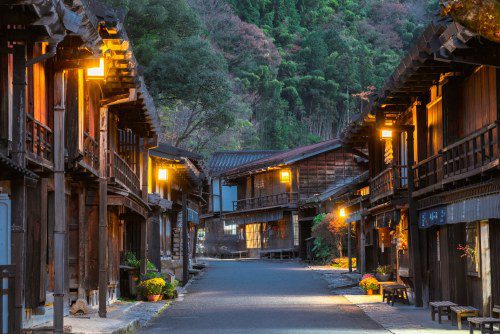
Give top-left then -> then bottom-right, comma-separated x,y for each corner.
339,207 -> 352,273
378,122 -> 422,307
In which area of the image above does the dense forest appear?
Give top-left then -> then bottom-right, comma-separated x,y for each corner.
103,0 -> 439,156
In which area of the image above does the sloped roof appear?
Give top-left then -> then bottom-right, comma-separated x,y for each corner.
150,143 -> 204,186
342,18 -> 488,147
222,139 -> 342,178
302,171 -> 369,204
208,150 -> 279,176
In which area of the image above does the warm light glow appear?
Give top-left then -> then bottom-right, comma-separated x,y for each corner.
87,58 -> 105,79
158,168 -> 168,181
339,208 -> 346,218
381,130 -> 393,139
280,170 -> 291,183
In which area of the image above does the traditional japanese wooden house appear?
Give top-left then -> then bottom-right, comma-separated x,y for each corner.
342,19 -> 499,313
299,172 -> 369,270
147,142 -> 204,284
220,140 -> 366,258
200,150 -> 278,257
0,0 -> 161,331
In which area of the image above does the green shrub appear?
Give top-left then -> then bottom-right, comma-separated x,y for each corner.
163,279 -> 179,299
125,251 -> 140,268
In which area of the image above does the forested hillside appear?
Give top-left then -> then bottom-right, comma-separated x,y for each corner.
103,0 -> 438,155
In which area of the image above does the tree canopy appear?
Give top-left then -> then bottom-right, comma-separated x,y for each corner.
104,0 -> 439,156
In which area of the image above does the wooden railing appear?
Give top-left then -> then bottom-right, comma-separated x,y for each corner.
26,114 -> 52,162
413,122 -> 498,193
443,121 -> 498,182
370,165 -> 408,203
413,153 -> 442,191
82,131 -> 99,172
109,150 -> 141,196
233,192 -> 298,211
0,265 -> 15,334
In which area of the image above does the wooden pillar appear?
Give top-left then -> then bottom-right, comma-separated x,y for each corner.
407,128 -> 423,307
98,106 -> 108,318
78,184 -> 86,300
53,71 -> 66,333
348,221 -> 352,272
218,178 -> 223,222
140,145 -> 148,275
182,191 -> 189,286
359,210 -> 366,275
480,220 -> 491,315
10,43 -> 26,334
140,218 -> 147,275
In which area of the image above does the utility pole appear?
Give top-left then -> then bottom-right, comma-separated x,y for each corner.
53,71 -> 67,333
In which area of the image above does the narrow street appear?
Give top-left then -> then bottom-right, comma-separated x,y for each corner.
140,260 -> 387,334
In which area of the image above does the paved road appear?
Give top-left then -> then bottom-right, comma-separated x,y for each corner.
140,260 -> 387,334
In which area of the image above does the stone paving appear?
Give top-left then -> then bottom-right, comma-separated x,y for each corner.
308,265 -> 469,334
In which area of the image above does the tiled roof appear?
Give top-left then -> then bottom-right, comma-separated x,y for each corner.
221,139 -> 342,178
208,151 -> 280,176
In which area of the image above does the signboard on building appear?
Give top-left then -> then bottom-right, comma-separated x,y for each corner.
418,206 -> 446,228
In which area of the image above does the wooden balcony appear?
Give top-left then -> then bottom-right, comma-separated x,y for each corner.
26,114 -> 52,167
413,121 -> 498,196
233,192 -> 298,212
414,153 -> 443,193
108,150 -> 141,197
442,121 -> 498,182
370,165 -> 408,204
82,131 -> 99,174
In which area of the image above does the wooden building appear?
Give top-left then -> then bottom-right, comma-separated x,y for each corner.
218,140 -> 366,258
148,143 -> 204,283
299,172 -> 370,268
0,0 -> 163,331
342,19 -> 499,313
200,151 -> 278,257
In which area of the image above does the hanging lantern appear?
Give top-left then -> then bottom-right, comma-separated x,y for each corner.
87,58 -> 105,79
158,168 -> 168,181
280,170 -> 291,183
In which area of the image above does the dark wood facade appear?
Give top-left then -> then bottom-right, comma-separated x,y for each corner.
342,19 -> 499,314
218,141 -> 366,258
0,1 -> 162,331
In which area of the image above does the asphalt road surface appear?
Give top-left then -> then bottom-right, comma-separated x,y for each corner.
140,260 -> 387,334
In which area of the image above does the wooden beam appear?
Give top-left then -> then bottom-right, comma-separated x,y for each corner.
98,106 -> 108,318
10,43 -> 26,334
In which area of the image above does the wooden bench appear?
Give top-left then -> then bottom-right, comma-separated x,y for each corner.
468,305 -> 500,334
383,284 -> 409,306
230,251 -> 248,259
450,306 -> 479,330
430,301 -> 457,324
259,249 -> 296,259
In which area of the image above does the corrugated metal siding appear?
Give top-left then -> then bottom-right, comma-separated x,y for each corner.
447,193 -> 500,224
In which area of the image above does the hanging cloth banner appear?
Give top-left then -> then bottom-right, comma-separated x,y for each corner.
375,210 -> 400,229
418,206 -> 446,228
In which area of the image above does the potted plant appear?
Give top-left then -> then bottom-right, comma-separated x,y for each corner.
359,276 -> 379,295
138,278 -> 166,302
375,265 -> 393,282
124,252 -> 141,297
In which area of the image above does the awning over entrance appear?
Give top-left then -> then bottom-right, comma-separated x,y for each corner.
447,193 -> 500,224
419,193 -> 500,228
225,211 -> 283,225
374,210 -> 400,229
